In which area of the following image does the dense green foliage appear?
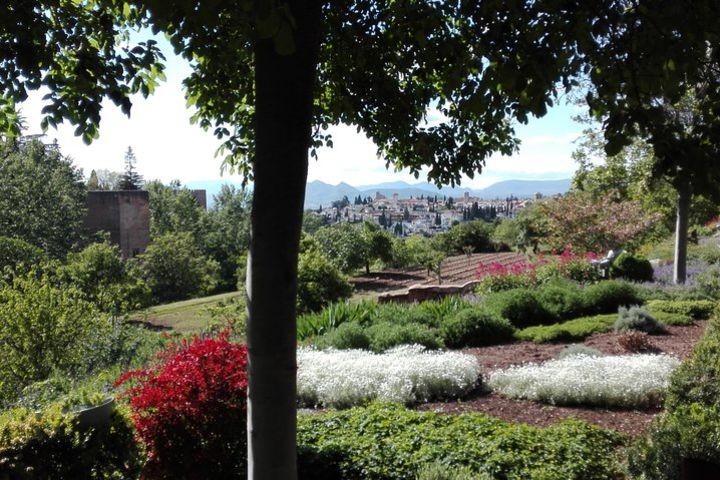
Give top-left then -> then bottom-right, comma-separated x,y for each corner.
0,236 -> 47,278
416,462 -> 492,480
0,139 -> 86,258
134,232 -> 221,303
646,299 -> 716,320
432,221 -> 495,255
297,403 -> 624,480
59,241 -> 150,314
482,289 -> 556,328
516,314 -> 617,343
0,273 -> 105,402
147,181 -> 251,290
0,404 -> 143,479
310,280 -> 646,348
441,308 -> 515,348
580,281 -> 643,315
296,249 -> 352,314
309,298 -> 476,351
610,252 -> 654,282
629,316 -> 720,478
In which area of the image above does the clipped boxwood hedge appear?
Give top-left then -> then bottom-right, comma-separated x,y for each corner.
441,307 -> 515,348
646,299 -> 716,320
297,403 -> 625,480
515,314 -> 617,343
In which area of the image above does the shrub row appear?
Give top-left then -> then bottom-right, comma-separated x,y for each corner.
310,280 -> 645,350
297,403 -> 625,480
482,280 -> 642,329
515,314 -> 617,343
516,304 -> 695,344
313,306 -> 514,352
646,299 -> 716,320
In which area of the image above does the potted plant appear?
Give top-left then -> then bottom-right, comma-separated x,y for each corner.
63,391 -> 116,429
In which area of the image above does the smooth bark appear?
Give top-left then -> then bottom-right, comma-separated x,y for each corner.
673,180 -> 691,284
247,1 -> 321,478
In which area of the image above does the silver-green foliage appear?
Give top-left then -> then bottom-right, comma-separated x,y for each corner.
614,305 -> 667,334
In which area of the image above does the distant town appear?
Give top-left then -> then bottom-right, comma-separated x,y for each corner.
308,190 -> 550,236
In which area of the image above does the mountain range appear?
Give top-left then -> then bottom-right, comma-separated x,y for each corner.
185,178 -> 571,209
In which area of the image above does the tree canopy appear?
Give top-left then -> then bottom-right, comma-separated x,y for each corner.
0,138 -> 86,258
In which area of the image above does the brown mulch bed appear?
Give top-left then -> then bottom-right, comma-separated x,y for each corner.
419,321 -> 708,436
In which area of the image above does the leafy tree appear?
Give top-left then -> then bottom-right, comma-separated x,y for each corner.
577,5 -> 720,283
86,169 -> 100,190
0,236 -> 47,280
0,138 -> 86,258
134,232 -> 221,303
58,241 -> 150,315
313,223 -> 367,274
204,185 -> 252,289
296,248 -> 352,314
572,117 -> 720,243
118,146 -> 143,190
360,221 -> 394,274
434,221 -> 494,255
302,211 -> 328,234
492,218 -> 524,252
538,192 -> 663,254
0,271 -> 105,402
146,180 -> 207,244
93,169 -> 123,190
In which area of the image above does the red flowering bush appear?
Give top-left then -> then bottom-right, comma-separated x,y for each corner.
116,335 -> 248,479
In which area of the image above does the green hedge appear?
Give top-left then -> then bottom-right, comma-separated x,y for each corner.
483,289 -> 556,328
515,314 -> 617,343
580,280 -> 642,315
0,404 -> 143,479
610,252 -> 654,282
441,308 -> 515,348
629,317 -> 720,479
646,299 -> 716,320
648,310 -> 695,327
297,403 -> 625,480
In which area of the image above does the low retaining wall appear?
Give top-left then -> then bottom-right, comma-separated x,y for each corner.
378,280 -> 481,304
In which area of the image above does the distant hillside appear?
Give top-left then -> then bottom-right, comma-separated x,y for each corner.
184,177 -> 571,209
476,179 -> 571,199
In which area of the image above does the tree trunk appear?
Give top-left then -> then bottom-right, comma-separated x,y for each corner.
247,2 -> 321,478
673,180 -> 691,284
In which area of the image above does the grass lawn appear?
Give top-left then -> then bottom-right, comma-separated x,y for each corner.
132,291 -> 242,333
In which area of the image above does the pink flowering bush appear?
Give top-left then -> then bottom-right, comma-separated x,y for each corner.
476,249 -> 601,293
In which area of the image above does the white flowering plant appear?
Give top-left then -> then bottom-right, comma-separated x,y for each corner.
487,354 -> 680,408
297,345 -> 481,408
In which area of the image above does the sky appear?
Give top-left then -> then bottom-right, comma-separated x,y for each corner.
19,37 -> 585,189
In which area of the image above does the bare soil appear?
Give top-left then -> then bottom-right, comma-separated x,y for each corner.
419,321 -> 708,436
